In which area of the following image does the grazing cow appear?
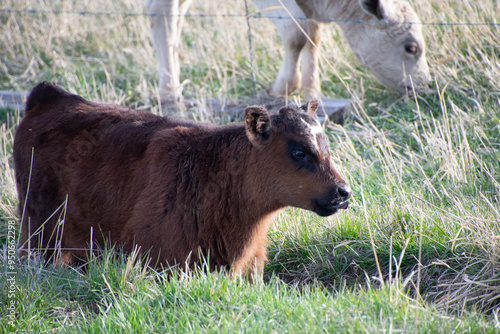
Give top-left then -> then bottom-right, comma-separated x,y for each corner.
146,0 -> 430,102
14,82 -> 351,280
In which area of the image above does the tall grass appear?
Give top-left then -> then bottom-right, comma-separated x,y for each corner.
1,0 -> 499,331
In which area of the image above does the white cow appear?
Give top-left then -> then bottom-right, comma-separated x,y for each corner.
146,0 -> 431,103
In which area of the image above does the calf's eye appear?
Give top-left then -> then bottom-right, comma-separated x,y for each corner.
291,149 -> 306,160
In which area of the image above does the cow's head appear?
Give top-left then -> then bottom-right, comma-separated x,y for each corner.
343,0 -> 431,93
244,100 -> 351,217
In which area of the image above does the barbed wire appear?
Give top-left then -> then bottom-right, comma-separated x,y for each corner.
0,8 -> 498,27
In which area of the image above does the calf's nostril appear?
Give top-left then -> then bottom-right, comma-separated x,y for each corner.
338,186 -> 351,199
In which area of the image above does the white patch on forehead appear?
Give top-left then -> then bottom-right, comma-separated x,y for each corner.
300,118 -> 324,151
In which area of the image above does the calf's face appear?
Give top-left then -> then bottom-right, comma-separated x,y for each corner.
244,100 -> 351,217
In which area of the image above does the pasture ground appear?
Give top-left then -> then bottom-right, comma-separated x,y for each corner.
1,0 -> 499,332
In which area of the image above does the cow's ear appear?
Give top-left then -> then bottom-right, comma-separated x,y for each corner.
300,99 -> 319,117
359,0 -> 388,20
244,106 -> 271,148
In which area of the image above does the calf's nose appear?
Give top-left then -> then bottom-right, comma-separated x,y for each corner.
337,184 -> 352,201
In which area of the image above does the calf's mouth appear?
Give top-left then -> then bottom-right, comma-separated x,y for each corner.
312,198 -> 350,217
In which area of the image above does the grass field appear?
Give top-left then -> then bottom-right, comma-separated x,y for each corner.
1,0 -> 499,332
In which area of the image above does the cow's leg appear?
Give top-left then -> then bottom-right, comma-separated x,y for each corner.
301,20 -> 322,99
146,0 -> 193,103
252,0 -> 309,97
173,0 -> 191,93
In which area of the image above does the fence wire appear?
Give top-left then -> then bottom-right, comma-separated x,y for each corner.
0,8 -> 499,27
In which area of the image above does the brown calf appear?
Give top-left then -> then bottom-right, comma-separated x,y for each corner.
14,81 -> 351,279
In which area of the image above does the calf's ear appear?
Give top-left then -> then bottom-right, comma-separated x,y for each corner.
300,99 -> 319,117
244,106 -> 271,148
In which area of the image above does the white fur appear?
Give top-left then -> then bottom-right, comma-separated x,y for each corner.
301,118 -> 323,151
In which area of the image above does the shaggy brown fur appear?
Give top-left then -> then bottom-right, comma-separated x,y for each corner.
14,81 -> 351,280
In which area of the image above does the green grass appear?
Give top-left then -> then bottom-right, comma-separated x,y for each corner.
1,0 -> 500,332
0,252 -> 496,333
